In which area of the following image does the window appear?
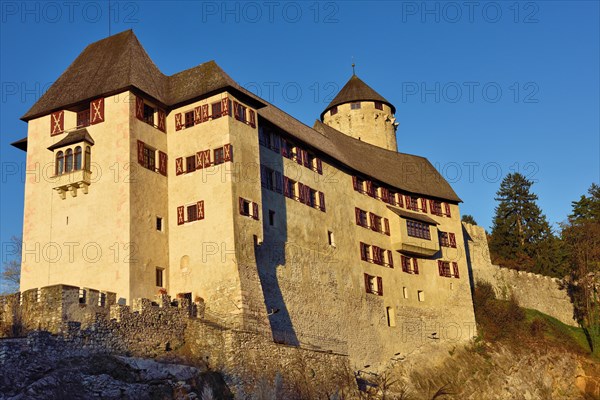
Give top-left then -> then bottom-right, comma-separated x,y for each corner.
307,153 -> 316,171
438,261 -> 460,278
354,177 -> 366,194
364,273 -> 383,296
360,242 -> 371,261
235,103 -> 247,122
418,290 -> 425,302
372,214 -> 382,233
143,104 -> 155,125
374,101 -> 383,110
85,146 -> 91,171
77,109 -> 90,127
187,204 -> 198,222
281,139 -> 293,159
269,210 -> 275,226
284,178 -> 296,199
156,217 -> 163,231
356,208 -> 368,227
328,231 -> 335,246
56,151 -> 64,175
78,289 -> 86,304
211,101 -> 222,119
74,146 -> 82,171
401,255 -> 419,274
406,220 -> 431,240
443,203 -> 452,217
240,198 -> 251,216
372,246 -> 385,265
142,145 -> 156,171
259,127 -> 270,147
407,196 -> 420,211
439,232 -> 456,248
350,102 -> 361,110
98,292 -> 106,307
186,155 -> 196,173
386,307 -> 396,327
214,147 -> 224,165
65,149 -> 73,172
431,200 -> 443,216
308,188 -> 318,208
185,111 -> 194,128
330,106 -> 338,115
156,267 -> 164,287
403,287 -> 408,299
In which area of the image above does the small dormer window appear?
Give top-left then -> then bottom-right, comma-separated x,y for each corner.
350,102 -> 361,110
374,101 -> 383,110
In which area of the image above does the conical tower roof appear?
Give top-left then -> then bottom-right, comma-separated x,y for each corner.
320,74 -> 395,120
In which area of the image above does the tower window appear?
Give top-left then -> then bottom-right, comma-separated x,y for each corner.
143,104 -> 155,125
418,290 -> 425,302
268,210 -> 275,226
156,217 -> 163,231
185,111 -> 194,128
156,267 -> 164,287
77,109 -> 90,127
374,101 -> 383,110
187,204 -> 199,222
214,147 -> 225,165
327,230 -> 335,246
350,102 -> 361,110
211,101 -> 222,118
330,106 -> 338,115
186,155 -> 196,173
386,307 -> 396,327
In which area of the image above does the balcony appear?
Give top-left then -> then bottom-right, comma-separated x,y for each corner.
387,206 -> 440,257
53,170 -> 92,199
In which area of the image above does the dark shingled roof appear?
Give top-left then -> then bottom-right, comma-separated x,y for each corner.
320,74 -> 396,120
387,206 -> 439,225
47,128 -> 95,150
21,30 -> 460,203
11,137 -> 27,151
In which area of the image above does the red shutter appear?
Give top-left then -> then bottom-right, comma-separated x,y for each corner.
298,182 -> 304,202
369,213 -> 377,231
303,150 -> 310,168
90,98 -> 104,125
387,250 -> 394,268
176,157 -> 183,175
233,101 -> 240,119
444,203 -> 451,217
360,243 -> 367,261
252,202 -> 259,220
449,233 -> 457,248
384,218 -> 390,235
438,260 -> 443,276
413,258 -> 419,274
249,109 -> 256,128
221,98 -> 229,116
197,200 -> 205,220
239,197 -> 245,215
405,196 -> 411,209
175,113 -> 183,131
421,198 -> 428,213
364,273 -> 371,293
381,187 -> 389,203
453,262 -> 460,278
195,151 -> 202,170
377,277 -> 383,296
355,208 -> 361,226
366,181 -> 374,197
50,110 -> 64,135
202,104 -> 209,122
397,193 -> 404,208
373,246 -> 381,264
429,200 -> 436,215
137,140 -> 144,164
316,158 -> 323,174
275,171 -> 282,193
203,149 -> 211,167
135,96 -> 144,120
177,206 -> 185,225
193,106 -> 202,124
224,143 -> 233,162
352,176 -> 359,191
296,149 -> 303,165
283,177 -> 290,197
158,151 -> 167,176
401,255 -> 408,272
157,109 -> 166,132
319,191 -> 325,212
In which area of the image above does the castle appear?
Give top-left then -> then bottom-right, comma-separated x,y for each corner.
12,30 -> 478,368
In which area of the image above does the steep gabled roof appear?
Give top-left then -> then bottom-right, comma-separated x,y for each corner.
47,128 -> 95,151
320,75 -> 395,120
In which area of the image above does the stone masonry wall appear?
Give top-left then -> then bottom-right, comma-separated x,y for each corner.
463,222 -> 577,327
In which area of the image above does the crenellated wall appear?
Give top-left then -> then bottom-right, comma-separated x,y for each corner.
463,223 -> 577,327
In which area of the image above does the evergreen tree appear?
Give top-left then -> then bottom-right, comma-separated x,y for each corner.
461,214 -> 477,225
489,173 -> 558,275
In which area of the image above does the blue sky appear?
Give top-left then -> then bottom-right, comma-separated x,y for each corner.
1,1 -> 598,257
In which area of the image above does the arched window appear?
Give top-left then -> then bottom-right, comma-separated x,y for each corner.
65,149 -> 73,173
74,146 -> 82,171
85,146 -> 91,171
56,151 -> 64,175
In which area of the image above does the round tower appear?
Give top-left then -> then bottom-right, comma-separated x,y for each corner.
321,74 -> 398,152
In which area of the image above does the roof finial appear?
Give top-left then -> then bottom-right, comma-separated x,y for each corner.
352,62 -> 356,76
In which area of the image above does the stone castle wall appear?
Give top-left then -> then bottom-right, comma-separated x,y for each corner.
463,223 -> 577,327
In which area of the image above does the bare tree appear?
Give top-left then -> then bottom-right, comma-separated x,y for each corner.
1,236 -> 21,294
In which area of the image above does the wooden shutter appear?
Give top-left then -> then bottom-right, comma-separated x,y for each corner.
239,197 -> 245,215
377,277 -> 383,296
157,109 -> 166,132
396,193 -> 404,208
221,98 -> 229,116
366,181 -> 374,197
364,273 -> 371,293
296,149 -> 303,165
298,182 -> 304,202
224,143 -> 233,162
50,110 -> 64,135
373,246 -> 381,264
175,113 -> 183,131
352,176 -> 359,191
90,98 -> 104,125
449,233 -> 456,248
197,200 -> 205,220
369,213 -> 377,231
421,198 -> 428,213
177,206 -> 185,225
175,157 -> 184,176
413,258 -> 419,274
158,151 -> 167,176
202,149 -> 211,167
252,202 -> 259,220
135,96 -> 144,120
202,104 -> 209,122
137,140 -> 144,164
429,200 -> 436,215
303,150 -> 310,168
437,260 -> 443,276
452,262 -> 460,278
381,187 -> 389,203
249,109 -> 256,128
193,106 -> 202,125
195,151 -> 203,170
319,192 -> 325,212
401,255 -> 408,272
316,158 -> 323,174
283,177 -> 289,197
233,101 -> 240,120
355,208 -> 362,225
275,171 -> 282,193
384,218 -> 390,235
360,243 -> 367,261
444,203 -> 452,217
387,250 -> 394,268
